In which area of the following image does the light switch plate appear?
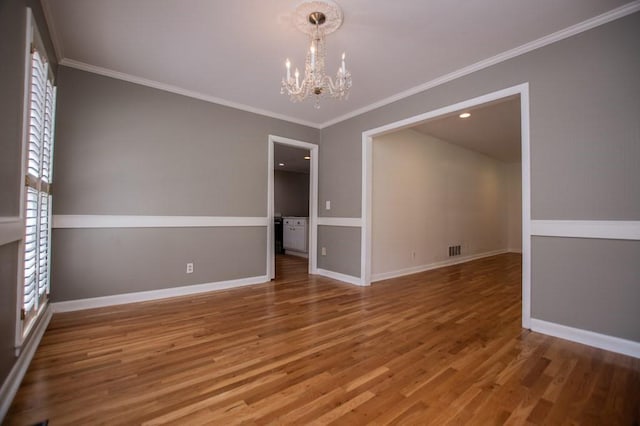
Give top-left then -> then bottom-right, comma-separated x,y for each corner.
325,200 -> 331,210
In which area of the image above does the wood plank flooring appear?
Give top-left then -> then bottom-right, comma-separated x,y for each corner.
6,254 -> 640,424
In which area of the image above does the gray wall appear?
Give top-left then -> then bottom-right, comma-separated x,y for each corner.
51,227 -> 266,301
2,8 -> 637,396
317,226 -> 361,277
0,243 -> 18,387
320,14 -> 640,220
0,0 -> 57,393
532,237 -> 640,342
274,170 -> 309,217
52,66 -> 319,300
318,13 -> 640,341
54,67 -> 319,216
372,129 -> 510,277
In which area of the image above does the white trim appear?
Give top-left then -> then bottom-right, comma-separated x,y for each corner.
361,83 -> 532,329
309,148 -> 319,274
317,217 -> 362,227
18,10 -> 32,223
59,58 -> 320,129
362,132 -> 373,285
267,135 -> 319,280
40,0 -> 64,62
51,275 -> 269,313
52,215 -> 268,229
0,304 -> 52,421
371,250 -> 508,282
318,2 -> 640,128
46,3 -> 638,130
268,141 -> 275,279
531,318 -> 640,359
520,87 -> 532,330
15,7 -> 35,351
316,268 -> 364,286
531,220 -> 640,241
0,218 -> 23,246
508,248 -> 523,254
284,250 -> 309,259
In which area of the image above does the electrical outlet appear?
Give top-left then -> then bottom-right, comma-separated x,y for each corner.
321,247 -> 327,256
186,262 -> 194,274
325,200 -> 331,210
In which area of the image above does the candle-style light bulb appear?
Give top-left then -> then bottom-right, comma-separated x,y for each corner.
286,59 -> 291,81
310,44 -> 316,71
295,68 -> 300,88
341,52 -> 346,75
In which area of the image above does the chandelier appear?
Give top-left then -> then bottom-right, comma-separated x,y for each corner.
281,0 -> 351,108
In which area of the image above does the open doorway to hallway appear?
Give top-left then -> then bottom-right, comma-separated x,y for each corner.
267,135 -> 318,282
273,144 -> 311,280
371,95 -> 522,281
361,84 -> 530,327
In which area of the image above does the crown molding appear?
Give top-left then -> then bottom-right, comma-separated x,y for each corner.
59,58 -> 321,129
318,1 -> 640,128
50,1 -> 639,130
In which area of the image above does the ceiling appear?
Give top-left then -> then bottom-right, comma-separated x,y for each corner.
274,144 -> 310,173
412,97 -> 521,162
42,0 -> 634,127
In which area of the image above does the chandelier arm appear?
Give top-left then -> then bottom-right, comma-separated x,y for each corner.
281,0 -> 350,107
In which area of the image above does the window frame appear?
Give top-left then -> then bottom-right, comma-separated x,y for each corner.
16,8 -> 57,348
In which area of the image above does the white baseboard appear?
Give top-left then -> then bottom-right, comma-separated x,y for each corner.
52,275 -> 269,313
530,318 -> 640,359
316,217 -> 363,227
0,304 -> 53,421
508,248 -> 523,254
284,250 -> 308,259
372,249 -> 508,282
316,268 -> 365,286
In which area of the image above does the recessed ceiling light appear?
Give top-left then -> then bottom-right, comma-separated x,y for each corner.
278,162 -> 285,166
459,112 -> 471,119
304,156 -> 310,160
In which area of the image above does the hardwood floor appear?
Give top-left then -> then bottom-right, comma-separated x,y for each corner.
6,254 -> 640,424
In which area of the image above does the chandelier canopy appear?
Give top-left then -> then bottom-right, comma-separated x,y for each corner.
281,0 -> 351,108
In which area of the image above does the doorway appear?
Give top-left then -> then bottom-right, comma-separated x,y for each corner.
267,135 -> 318,280
361,84 -> 531,328
371,96 -> 522,280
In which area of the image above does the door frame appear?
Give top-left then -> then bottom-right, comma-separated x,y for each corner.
267,135 -> 319,279
361,83 -> 531,329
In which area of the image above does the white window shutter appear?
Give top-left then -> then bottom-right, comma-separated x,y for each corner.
38,192 -> 51,299
23,187 -> 39,313
42,79 -> 56,184
22,41 -> 56,326
27,49 -> 46,180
